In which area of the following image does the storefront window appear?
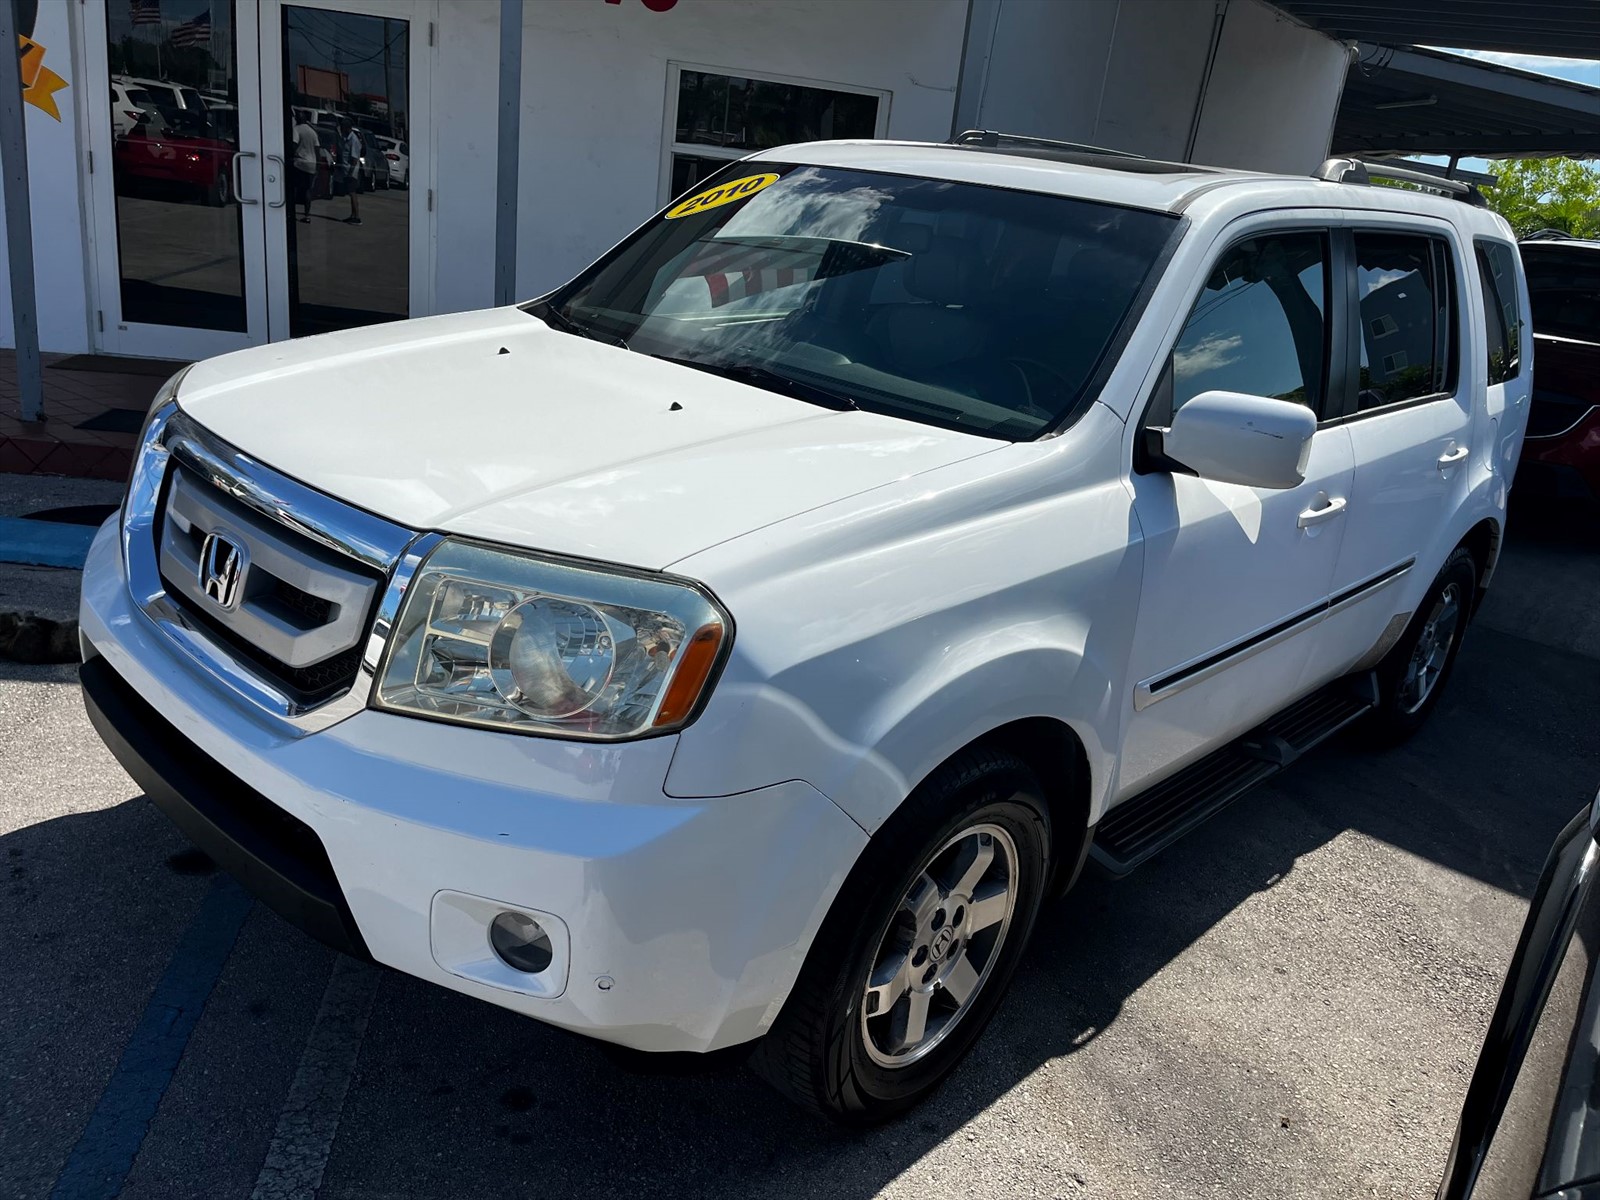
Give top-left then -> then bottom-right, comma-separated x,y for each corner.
665,66 -> 885,199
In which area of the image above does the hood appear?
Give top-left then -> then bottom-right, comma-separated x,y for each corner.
177,308 -> 999,569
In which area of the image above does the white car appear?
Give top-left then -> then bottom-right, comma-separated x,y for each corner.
110,80 -> 154,140
79,136 -> 1532,1124
373,135 -> 408,188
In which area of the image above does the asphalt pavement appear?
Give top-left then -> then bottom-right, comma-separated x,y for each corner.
2,495 -> 1597,1200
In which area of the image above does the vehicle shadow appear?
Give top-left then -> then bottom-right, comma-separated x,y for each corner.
6,514 -> 1597,1199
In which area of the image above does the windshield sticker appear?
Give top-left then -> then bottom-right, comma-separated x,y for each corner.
664,173 -> 780,220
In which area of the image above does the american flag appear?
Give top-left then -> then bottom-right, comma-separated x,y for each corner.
129,0 -> 161,26
170,11 -> 212,48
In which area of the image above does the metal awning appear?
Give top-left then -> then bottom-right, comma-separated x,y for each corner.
1269,1 -> 1600,59
1332,45 -> 1600,158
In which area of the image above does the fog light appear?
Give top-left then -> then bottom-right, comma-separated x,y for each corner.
489,911 -> 554,974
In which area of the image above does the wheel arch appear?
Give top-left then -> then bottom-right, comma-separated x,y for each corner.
1459,516 -> 1502,613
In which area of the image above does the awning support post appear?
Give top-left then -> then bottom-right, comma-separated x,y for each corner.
494,0 -> 523,308
0,0 -> 42,422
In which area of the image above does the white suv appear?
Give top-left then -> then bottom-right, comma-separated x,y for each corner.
79,136 -> 1532,1123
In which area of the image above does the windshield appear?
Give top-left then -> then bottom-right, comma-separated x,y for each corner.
541,163 -> 1178,438
1523,246 -> 1600,344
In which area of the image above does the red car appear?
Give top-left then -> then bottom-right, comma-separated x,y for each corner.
1518,233 -> 1600,503
113,105 -> 237,207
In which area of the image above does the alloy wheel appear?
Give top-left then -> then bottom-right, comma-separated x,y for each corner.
1398,581 -> 1462,714
860,823 -> 1019,1069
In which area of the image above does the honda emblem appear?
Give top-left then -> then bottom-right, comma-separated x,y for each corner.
198,531 -> 246,610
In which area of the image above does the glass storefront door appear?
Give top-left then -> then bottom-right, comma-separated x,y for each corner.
85,0 -> 427,360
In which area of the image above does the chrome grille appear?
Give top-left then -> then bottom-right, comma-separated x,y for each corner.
124,401 -> 425,732
157,464 -> 383,702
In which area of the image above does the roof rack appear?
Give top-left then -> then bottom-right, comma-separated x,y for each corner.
1315,156 -> 1490,207
1521,228 -> 1575,241
951,129 -> 1145,160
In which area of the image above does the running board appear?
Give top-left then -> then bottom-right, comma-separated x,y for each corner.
1091,673 -> 1378,876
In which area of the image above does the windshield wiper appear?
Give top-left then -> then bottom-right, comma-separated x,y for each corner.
527,300 -> 629,351
652,356 -> 858,412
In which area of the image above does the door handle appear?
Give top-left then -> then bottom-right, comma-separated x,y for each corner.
232,150 -> 258,205
266,153 -> 286,208
1298,496 -> 1347,528
1437,445 -> 1469,470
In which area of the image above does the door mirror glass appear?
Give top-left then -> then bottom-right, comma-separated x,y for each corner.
1161,389 -> 1316,489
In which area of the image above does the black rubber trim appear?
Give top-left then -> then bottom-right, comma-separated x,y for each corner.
79,652 -> 372,960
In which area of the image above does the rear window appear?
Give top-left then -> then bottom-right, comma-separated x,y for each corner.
126,88 -> 154,108
545,162 -> 1178,439
1521,245 -> 1600,344
1475,240 -> 1522,383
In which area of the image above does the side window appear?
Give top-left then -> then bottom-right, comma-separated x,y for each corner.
1151,232 -> 1328,427
1354,232 -> 1455,411
1476,240 -> 1522,384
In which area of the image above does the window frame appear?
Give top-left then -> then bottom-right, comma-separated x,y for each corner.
1474,237 -> 1522,385
1322,225 -> 1464,425
658,62 -> 891,207
1134,223 -> 1343,471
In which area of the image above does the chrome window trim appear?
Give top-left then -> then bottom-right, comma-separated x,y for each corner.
1134,559 -> 1414,710
123,400 -> 428,734
1524,403 -> 1599,442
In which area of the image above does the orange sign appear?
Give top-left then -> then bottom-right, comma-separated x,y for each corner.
18,36 -> 67,121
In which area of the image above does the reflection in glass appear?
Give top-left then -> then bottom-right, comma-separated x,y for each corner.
107,0 -> 245,332
282,5 -> 409,337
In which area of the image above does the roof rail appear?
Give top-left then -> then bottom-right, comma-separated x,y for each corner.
1522,228 -> 1574,241
952,129 -> 1144,160
1315,156 -> 1489,207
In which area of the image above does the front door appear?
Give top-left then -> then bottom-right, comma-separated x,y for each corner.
1117,223 -> 1354,802
85,0 -> 428,360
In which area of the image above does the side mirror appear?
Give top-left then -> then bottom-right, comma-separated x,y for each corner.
1159,390 -> 1315,490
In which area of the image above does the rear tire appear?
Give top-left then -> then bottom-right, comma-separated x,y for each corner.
751,747 -> 1051,1124
1363,545 -> 1477,745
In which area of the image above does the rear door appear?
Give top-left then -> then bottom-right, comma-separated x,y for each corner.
1118,219 -> 1354,800
1313,220 -> 1476,685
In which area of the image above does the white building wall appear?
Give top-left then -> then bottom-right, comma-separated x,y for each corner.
0,0 -> 93,353
958,0 -> 1347,173
1189,0 -> 1350,174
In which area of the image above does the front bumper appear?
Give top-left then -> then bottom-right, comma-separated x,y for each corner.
80,522 -> 867,1053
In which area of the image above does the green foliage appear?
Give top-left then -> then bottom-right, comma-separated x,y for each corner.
1487,158 -> 1600,239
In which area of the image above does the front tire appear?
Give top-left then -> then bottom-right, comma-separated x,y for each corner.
1364,545 -> 1477,744
751,747 -> 1051,1124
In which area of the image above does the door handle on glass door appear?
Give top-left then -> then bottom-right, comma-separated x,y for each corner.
1297,496 -> 1347,528
266,155 -> 286,208
232,151 -> 258,205
1438,445 -> 1469,470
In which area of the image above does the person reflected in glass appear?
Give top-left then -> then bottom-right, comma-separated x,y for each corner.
337,117 -> 362,226
291,109 -> 318,223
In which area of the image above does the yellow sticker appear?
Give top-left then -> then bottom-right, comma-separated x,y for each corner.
664,172 -> 780,220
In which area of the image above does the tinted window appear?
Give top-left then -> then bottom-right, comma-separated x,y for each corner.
1154,232 -> 1327,424
547,163 -> 1177,439
1521,245 -> 1600,344
1476,241 -> 1522,384
1355,233 -> 1454,410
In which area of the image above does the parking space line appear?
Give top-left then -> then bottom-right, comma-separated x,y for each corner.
49,877 -> 253,1200
250,956 -> 379,1200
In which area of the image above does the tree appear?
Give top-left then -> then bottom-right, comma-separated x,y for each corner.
1487,158 -> 1600,238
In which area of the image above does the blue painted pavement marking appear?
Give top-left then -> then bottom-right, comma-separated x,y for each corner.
50,876 -> 254,1200
0,516 -> 98,569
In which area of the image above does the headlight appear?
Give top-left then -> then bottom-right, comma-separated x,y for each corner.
375,539 -> 730,740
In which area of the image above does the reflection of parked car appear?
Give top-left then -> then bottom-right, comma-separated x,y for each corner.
1516,233 -> 1600,504
113,106 -> 237,206
1438,786 -> 1600,1199
110,80 -> 154,140
374,135 -> 408,188
81,138 -> 1534,1124
118,75 -> 207,114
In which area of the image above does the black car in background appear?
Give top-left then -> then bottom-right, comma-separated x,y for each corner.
1439,788 -> 1600,1199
